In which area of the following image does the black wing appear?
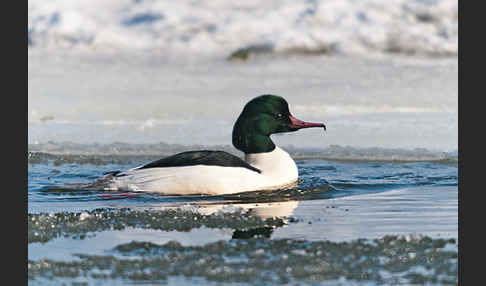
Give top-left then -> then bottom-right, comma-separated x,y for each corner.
135,150 -> 261,173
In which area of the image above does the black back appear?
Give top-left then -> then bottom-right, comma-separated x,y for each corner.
135,150 -> 261,173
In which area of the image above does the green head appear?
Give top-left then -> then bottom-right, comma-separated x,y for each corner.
232,94 -> 326,154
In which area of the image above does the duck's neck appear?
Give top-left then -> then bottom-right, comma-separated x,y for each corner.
233,133 -> 275,154
244,146 -> 298,177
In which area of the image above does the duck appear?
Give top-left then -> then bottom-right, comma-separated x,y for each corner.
103,94 -> 326,195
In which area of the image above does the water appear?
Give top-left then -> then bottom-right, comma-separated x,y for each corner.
28,151 -> 458,285
28,1 -> 458,283
29,154 -> 458,207
27,54 -> 458,286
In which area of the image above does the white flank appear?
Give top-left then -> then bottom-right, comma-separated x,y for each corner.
108,147 -> 298,195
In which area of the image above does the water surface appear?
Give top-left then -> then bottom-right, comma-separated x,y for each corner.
28,152 -> 458,285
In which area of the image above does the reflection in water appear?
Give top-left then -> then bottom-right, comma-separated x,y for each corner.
195,200 -> 299,219
197,201 -> 298,239
145,200 -> 300,239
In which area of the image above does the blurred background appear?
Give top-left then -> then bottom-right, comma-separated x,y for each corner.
28,0 -> 458,157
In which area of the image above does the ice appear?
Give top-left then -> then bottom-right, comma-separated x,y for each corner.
28,52 -> 457,152
28,0 -> 458,153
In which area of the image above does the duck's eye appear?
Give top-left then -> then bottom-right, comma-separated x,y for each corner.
276,113 -> 283,119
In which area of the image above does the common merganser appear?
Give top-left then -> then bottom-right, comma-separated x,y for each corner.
104,95 -> 325,195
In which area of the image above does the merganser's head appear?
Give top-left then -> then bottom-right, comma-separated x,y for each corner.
232,94 -> 326,153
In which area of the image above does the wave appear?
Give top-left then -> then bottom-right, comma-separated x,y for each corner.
28,0 -> 457,57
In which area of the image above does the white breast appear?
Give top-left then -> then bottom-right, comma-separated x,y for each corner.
244,146 -> 298,186
108,147 -> 298,195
